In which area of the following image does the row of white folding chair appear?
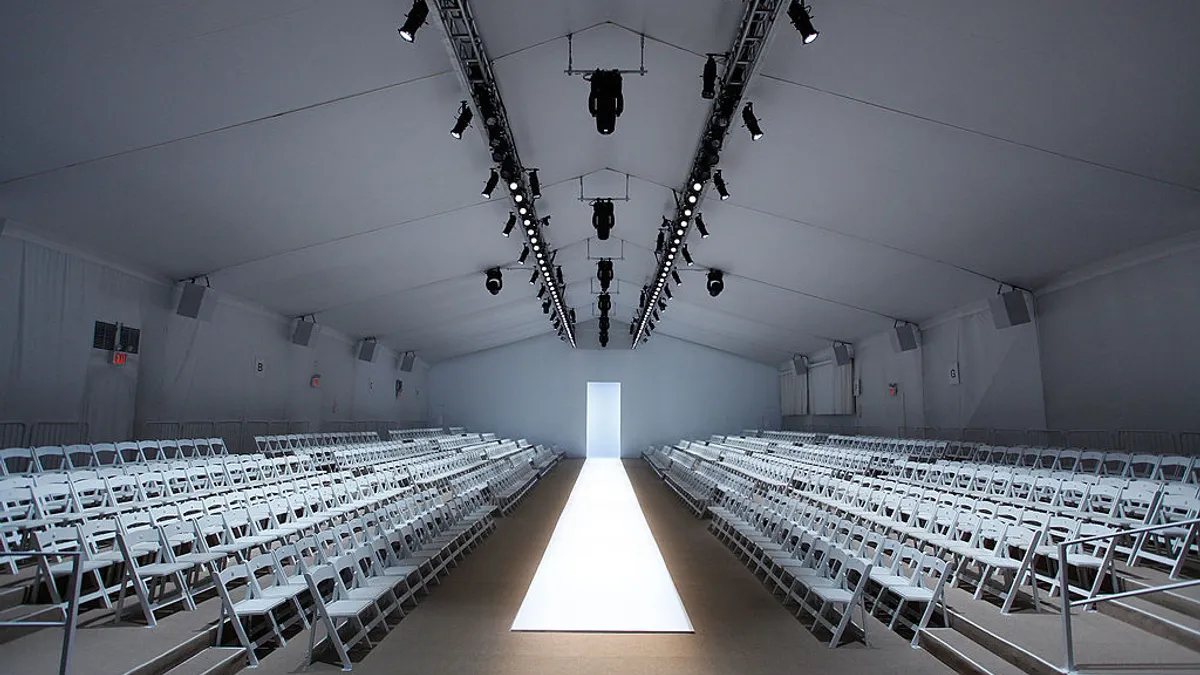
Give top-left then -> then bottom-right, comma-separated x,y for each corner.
712,449 -> 794,487
0,438 -> 229,475
964,446 -> 1198,483
407,453 -> 486,486
0,451 -> 306,490
33,472 -> 468,624
708,496 -> 885,646
792,475 -> 1124,610
920,453 -> 1198,486
0,455 -> 321,531
333,442 -> 440,469
3,466 -> 391,573
875,465 -> 1188,526
213,488 -> 493,669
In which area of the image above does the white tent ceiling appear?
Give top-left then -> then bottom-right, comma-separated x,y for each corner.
2,1 -> 1197,364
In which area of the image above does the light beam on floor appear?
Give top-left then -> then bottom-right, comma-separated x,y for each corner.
511,459 -> 693,632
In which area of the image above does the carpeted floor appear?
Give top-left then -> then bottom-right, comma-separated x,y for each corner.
259,458 -> 953,674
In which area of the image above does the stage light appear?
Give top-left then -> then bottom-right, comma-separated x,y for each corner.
742,103 -> 763,140
543,299 -> 551,314
450,101 -> 472,139
588,70 -> 624,135
502,213 -> 516,237
713,171 -> 730,200
788,1 -> 820,44
597,259 -> 614,292
514,193 -> 524,203
672,270 -> 682,285
530,270 -> 539,285
664,285 -> 672,299
529,170 -> 542,199
687,193 -> 698,204
397,0 -> 429,42
482,170 -> 499,198
485,268 -> 503,295
683,208 -> 692,217
556,266 -> 564,285
691,181 -> 703,192
682,245 -> 694,266
509,179 -> 520,191
598,293 -> 612,314
518,245 -> 530,265
655,231 -> 665,255
599,332 -> 609,348
706,269 -> 724,297
592,199 -> 615,240
658,299 -> 666,312
695,214 -> 710,238
701,56 -> 717,99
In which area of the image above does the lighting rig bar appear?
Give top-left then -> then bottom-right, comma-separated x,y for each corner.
631,0 -> 786,347
430,0 -> 576,347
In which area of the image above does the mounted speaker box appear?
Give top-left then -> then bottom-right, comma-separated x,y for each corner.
792,355 -> 808,374
356,338 -> 378,363
175,282 -> 215,319
832,343 -> 854,367
399,351 -> 416,372
291,319 -> 317,347
890,323 -> 921,353
990,290 -> 1033,329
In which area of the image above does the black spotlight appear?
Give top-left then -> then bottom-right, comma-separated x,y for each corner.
706,269 -> 724,297
592,199 -> 615,240
701,55 -> 718,99
672,270 -> 683,285
664,285 -> 673,299
597,293 -> 612,314
542,299 -> 551,314
518,245 -> 529,265
485,268 -> 503,296
449,101 -> 472,139
397,0 -> 429,42
529,269 -> 538,285
788,0 -> 820,44
481,169 -> 499,199
655,230 -> 665,255
682,245 -> 694,266
502,213 -> 515,237
588,69 -> 624,135
596,259 -> 614,292
537,285 -> 546,299
556,266 -> 564,285
658,299 -> 667,312
529,169 -> 541,200
713,171 -> 730,200
598,331 -> 609,348
696,214 -> 710,238
742,103 -> 764,140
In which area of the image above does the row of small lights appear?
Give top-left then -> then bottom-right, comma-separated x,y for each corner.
490,171 -> 576,347
633,178 -> 709,344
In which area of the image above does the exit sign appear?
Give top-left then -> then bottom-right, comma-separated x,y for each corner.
112,352 -> 127,366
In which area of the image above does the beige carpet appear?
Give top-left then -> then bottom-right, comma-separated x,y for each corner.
259,458 -> 954,674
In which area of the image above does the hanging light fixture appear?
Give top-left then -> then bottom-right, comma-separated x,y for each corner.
397,0 -> 430,42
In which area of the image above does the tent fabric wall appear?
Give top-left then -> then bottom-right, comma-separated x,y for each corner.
779,367 -> 809,416
427,332 -> 780,457
0,233 -> 427,442
1039,240 -> 1200,434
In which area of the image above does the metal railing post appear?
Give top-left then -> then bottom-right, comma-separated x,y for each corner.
59,554 -> 84,675
1059,541 -> 1076,674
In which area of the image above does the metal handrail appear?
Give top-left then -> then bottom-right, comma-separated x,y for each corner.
1060,517 -> 1200,674
0,550 -> 83,675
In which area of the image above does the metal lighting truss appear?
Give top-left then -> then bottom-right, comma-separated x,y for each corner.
632,0 -> 786,347
430,0 -> 576,347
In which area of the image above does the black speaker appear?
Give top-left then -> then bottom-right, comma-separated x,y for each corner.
356,338 -> 378,363
399,351 -> 415,372
990,290 -> 1032,329
291,319 -> 317,347
832,342 -> 853,367
792,355 -> 808,374
891,323 -> 920,352
176,283 -> 212,319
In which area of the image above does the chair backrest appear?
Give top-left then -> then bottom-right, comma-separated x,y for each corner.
1156,456 -> 1194,483
1127,454 -> 1161,479
91,443 -> 120,466
116,442 -> 144,464
33,446 -> 69,471
0,448 -> 37,474
138,440 -> 164,462
64,444 -> 96,469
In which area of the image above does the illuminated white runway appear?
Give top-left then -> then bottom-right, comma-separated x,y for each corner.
511,459 -> 693,633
